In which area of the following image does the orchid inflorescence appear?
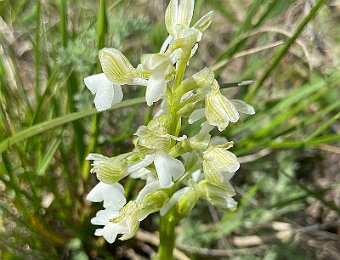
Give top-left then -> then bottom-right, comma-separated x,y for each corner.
84,0 -> 255,255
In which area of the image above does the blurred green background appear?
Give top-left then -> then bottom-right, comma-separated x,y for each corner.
0,0 -> 339,259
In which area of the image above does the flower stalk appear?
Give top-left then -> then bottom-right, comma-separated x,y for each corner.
156,214 -> 177,260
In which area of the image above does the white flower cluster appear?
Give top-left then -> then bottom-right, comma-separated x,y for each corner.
85,0 -> 255,244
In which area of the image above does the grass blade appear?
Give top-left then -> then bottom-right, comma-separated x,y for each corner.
245,0 -> 326,102
0,97 -> 145,153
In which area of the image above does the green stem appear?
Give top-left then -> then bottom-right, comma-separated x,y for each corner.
34,0 -> 41,102
155,214 -> 176,260
156,43 -> 193,260
82,0 -> 108,179
168,48 -> 191,136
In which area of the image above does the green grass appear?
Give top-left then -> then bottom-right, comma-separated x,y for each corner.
0,0 -> 339,259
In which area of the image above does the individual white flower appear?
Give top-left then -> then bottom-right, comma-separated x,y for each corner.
198,180 -> 237,210
86,152 -> 155,184
134,115 -> 187,154
161,0 -> 213,53
86,153 -> 129,184
188,80 -> 255,131
153,151 -> 185,187
93,201 -> 140,243
134,116 -> 187,187
129,150 -> 186,188
202,146 -> 240,187
140,53 -> 174,106
84,73 -> 123,111
85,48 -> 142,111
87,182 -> 126,210
205,89 -> 240,132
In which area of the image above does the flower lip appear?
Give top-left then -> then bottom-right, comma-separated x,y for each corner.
84,73 -> 123,111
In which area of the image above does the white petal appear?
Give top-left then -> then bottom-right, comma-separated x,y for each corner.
127,154 -> 154,173
160,35 -> 174,53
190,43 -> 199,58
230,99 -> 255,115
102,185 -> 126,210
154,152 -> 185,187
87,182 -> 126,211
112,84 -> 123,105
92,79 -> 115,111
193,11 -> 214,32
84,73 -> 109,94
225,197 -> 237,209
178,0 -> 194,27
102,222 -> 120,243
86,153 -> 108,161
145,74 -> 167,106
170,49 -> 183,64
130,168 -> 151,179
222,171 -> 236,181
91,209 -> 119,225
114,182 -> 125,194
191,169 -> 203,182
131,77 -> 148,86
136,181 -> 162,203
210,136 -> 228,146
165,0 -> 179,35
224,98 -> 239,123
169,134 -> 187,141
188,108 -> 205,124
222,151 -> 240,173
94,228 -> 104,236
86,182 -> 105,202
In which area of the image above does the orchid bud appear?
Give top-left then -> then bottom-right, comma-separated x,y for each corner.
137,190 -> 169,221
86,153 -> 129,184
110,201 -> 140,241
205,81 -> 240,131
202,146 -> 240,187
189,122 -> 214,150
199,180 -> 237,210
178,68 -> 215,96
99,48 -> 135,85
165,0 -> 194,36
193,11 -> 214,32
161,181 -> 200,220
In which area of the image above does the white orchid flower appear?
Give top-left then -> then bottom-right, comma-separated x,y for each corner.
198,179 -> 237,210
86,182 -> 126,210
161,0 -> 213,53
84,73 -> 123,111
153,151 -> 185,187
85,48 -> 146,111
135,142 -> 186,188
141,53 -> 174,106
93,201 -> 140,243
188,79 -> 255,131
134,118 -> 187,187
202,146 -> 240,187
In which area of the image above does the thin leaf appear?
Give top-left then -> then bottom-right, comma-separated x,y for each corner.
0,97 -> 145,153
